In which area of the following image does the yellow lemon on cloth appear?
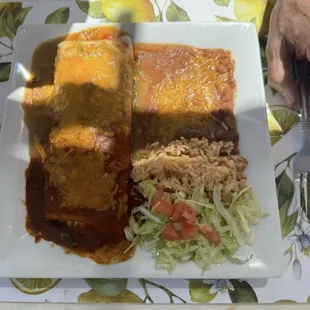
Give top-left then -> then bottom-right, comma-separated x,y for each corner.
100,0 -> 155,22
267,105 -> 299,145
234,0 -> 268,32
10,278 -> 61,295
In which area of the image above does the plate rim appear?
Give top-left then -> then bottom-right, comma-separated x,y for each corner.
0,22 -> 285,279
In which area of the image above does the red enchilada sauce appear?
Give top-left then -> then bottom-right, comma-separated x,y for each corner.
26,160 -> 142,263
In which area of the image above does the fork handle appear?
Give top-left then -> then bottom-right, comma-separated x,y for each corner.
296,59 -> 310,130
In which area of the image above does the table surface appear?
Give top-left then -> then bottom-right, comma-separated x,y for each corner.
1,304 -> 310,309
2,304 -> 310,309
0,0 -> 307,306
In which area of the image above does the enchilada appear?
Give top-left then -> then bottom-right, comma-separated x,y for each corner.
132,43 -> 238,154
23,30 -> 135,264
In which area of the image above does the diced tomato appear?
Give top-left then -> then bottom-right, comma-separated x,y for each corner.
182,207 -> 197,224
210,232 -> 221,245
152,201 -> 175,217
200,225 -> 214,235
171,202 -> 197,224
161,224 -> 182,240
200,225 -> 221,245
171,202 -> 183,222
151,189 -> 165,207
181,222 -> 198,239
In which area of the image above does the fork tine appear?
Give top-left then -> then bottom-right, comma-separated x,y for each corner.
303,172 -> 309,217
295,175 -> 301,215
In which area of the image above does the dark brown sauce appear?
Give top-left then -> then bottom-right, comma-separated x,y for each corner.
26,160 -> 139,259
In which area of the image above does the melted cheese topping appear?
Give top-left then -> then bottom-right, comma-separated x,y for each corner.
45,38 -> 133,213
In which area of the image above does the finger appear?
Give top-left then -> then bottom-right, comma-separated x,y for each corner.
266,10 -> 298,107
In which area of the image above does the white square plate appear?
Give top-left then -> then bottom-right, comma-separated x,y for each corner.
0,22 -> 284,278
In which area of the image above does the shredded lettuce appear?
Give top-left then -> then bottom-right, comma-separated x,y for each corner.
124,182 -> 265,272
138,180 -> 157,208
136,206 -> 162,223
227,187 -> 265,243
174,184 -> 214,214
213,188 -> 245,246
124,227 -> 134,241
138,221 -> 165,236
156,240 -> 199,271
226,254 -> 253,265
129,215 -> 139,235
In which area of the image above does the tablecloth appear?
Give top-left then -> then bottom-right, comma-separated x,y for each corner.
0,0 -> 307,304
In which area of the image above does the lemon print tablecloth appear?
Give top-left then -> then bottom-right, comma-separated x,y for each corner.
0,0 -> 308,304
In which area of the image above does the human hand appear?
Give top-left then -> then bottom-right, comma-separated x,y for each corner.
266,0 -> 310,107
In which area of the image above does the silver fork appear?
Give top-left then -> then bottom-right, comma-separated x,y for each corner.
293,59 -> 310,217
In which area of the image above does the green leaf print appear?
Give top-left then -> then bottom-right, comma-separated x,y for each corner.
261,58 -> 267,70
275,153 -> 297,171
275,159 -> 297,237
0,4 -> 10,38
270,87 -> 277,96
0,62 -> 11,82
0,3 -> 20,38
260,48 -> 267,70
85,278 -> 128,297
75,0 -> 106,19
152,0 -> 163,22
214,0 -> 231,7
300,181 -> 310,222
14,6 -> 32,26
275,300 -> 297,304
0,3 -> 32,40
4,14 -> 15,41
276,168 -> 294,207
9,6 -> 32,36
215,15 -> 236,22
228,280 -> 258,303
78,289 -> 143,303
279,199 -> 298,238
188,280 -> 217,303
138,279 -> 187,303
45,7 -> 70,24
274,153 -> 298,236
153,12 -> 163,22
166,1 -> 190,22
